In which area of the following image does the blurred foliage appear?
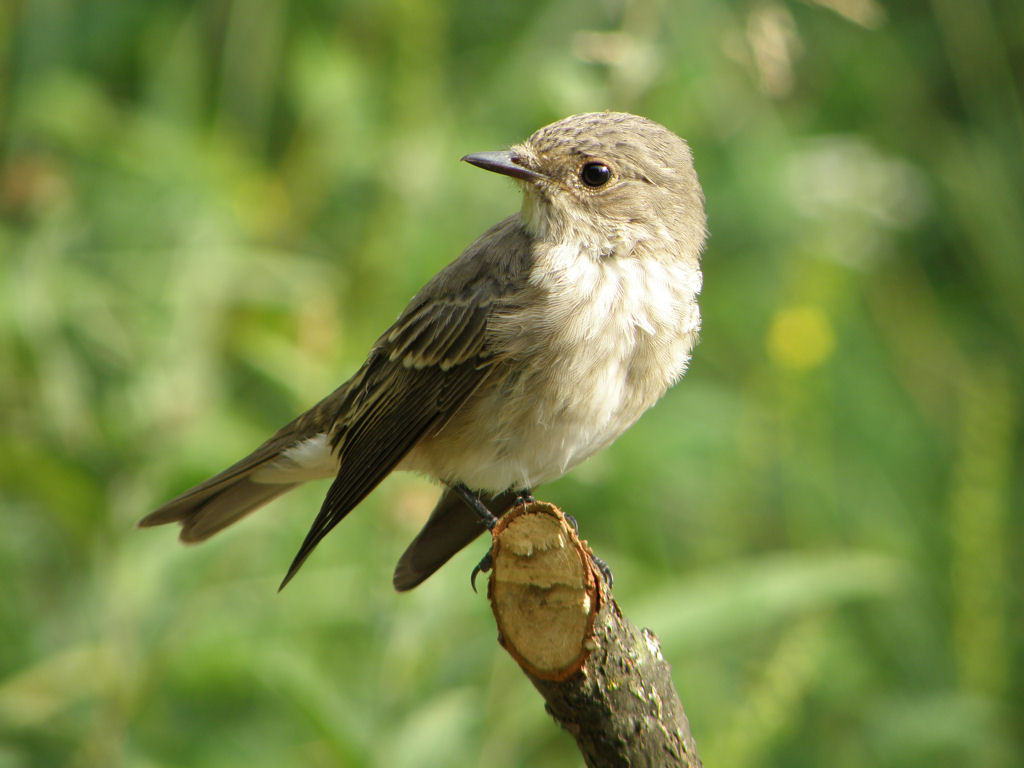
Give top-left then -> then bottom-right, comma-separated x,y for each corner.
2,0 -> 1022,766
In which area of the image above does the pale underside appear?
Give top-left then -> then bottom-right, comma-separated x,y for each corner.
255,241 -> 702,494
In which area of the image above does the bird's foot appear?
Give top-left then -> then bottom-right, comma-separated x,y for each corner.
513,487 -> 535,507
590,553 -> 615,587
561,513 -> 613,586
470,551 -> 492,593
448,483 -> 499,592
450,483 -> 498,530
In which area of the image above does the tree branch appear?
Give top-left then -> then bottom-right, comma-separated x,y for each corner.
486,501 -> 702,768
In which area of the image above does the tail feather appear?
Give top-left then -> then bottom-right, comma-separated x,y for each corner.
141,467 -> 301,541
392,487 -> 517,591
140,427 -> 329,542
143,384 -> 348,559
191,479 -> 297,542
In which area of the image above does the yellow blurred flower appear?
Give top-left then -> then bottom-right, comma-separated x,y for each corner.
767,305 -> 835,371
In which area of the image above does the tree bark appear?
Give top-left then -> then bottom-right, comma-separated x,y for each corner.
486,502 -> 702,768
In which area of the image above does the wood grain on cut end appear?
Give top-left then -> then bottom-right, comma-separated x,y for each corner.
485,500 -> 703,767
487,502 -> 602,681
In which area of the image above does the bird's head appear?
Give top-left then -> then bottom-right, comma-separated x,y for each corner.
463,112 -> 706,262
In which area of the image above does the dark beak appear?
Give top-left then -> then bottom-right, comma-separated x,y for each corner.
461,150 -> 546,182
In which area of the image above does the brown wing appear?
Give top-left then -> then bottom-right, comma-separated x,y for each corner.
279,217 -> 535,588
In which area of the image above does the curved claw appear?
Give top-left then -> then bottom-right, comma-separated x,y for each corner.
470,551 -> 493,593
591,553 -> 614,587
512,488 -> 535,507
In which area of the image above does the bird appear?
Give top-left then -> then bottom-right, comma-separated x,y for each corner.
139,111 -> 707,592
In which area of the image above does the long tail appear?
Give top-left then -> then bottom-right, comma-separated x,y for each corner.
392,487 -> 517,591
140,418 -> 336,544
140,470 -> 300,542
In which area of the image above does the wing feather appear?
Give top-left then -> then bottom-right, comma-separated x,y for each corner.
279,357 -> 490,588
278,216 -> 535,587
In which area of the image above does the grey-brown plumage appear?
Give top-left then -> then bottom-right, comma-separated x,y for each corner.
140,112 -> 707,591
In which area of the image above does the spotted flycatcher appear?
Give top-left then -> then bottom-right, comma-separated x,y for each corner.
140,112 -> 707,590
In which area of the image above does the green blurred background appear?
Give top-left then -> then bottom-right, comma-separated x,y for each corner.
2,0 -> 1022,765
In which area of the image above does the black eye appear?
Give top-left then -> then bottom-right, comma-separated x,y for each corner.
579,162 -> 612,188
